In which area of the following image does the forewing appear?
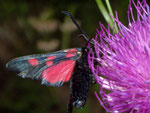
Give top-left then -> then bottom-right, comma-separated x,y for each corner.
6,48 -> 82,87
41,60 -> 76,86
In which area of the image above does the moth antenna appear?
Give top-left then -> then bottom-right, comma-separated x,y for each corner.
78,34 -> 89,42
61,11 -> 94,46
78,34 -> 94,45
61,11 -> 89,39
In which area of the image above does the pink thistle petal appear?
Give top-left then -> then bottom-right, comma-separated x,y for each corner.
88,0 -> 150,112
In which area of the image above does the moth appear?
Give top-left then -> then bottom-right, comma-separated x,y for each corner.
6,11 -> 95,113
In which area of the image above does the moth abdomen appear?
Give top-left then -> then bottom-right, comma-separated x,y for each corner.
70,48 -> 92,109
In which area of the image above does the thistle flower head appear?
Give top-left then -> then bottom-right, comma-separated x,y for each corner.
88,0 -> 150,112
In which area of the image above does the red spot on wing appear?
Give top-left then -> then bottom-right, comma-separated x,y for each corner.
42,60 -> 75,84
47,56 -> 56,60
65,49 -> 77,53
66,53 -> 75,58
46,61 -> 53,66
28,58 -> 38,66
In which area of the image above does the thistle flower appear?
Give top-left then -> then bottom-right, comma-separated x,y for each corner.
88,0 -> 150,112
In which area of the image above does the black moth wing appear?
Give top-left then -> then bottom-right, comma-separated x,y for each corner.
6,48 -> 82,87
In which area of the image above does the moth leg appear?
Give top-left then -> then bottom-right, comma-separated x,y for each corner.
67,97 -> 73,113
90,74 -> 96,84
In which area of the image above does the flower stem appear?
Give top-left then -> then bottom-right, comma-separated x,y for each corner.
105,0 -> 118,32
96,0 -> 118,33
96,0 -> 110,24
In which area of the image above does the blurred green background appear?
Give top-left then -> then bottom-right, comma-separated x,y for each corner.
0,0 -> 142,113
